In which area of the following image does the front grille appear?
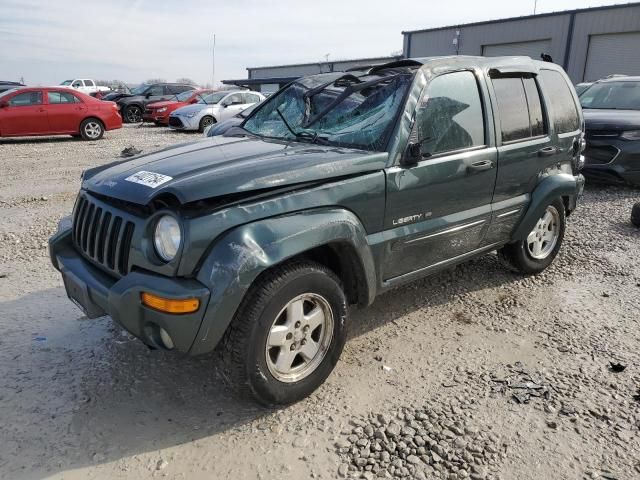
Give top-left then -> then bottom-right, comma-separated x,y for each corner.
72,194 -> 136,276
169,116 -> 183,128
583,145 -> 619,165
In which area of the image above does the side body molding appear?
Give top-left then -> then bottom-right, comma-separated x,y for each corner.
190,208 -> 376,355
511,173 -> 579,241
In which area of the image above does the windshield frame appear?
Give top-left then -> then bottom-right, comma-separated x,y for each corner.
241,72 -> 415,152
579,80 -> 640,110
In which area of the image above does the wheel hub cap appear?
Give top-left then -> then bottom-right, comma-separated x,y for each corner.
265,293 -> 334,383
526,205 -> 560,260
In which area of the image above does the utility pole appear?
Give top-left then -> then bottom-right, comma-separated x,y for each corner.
212,34 -> 216,89
534,0 -> 538,14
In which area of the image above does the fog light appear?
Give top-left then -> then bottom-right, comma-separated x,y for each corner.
141,292 -> 199,314
159,328 -> 174,350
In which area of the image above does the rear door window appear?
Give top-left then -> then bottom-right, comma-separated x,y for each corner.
415,70 -> 485,156
9,91 -> 43,106
492,76 -> 548,142
539,70 -> 580,133
48,91 -> 81,104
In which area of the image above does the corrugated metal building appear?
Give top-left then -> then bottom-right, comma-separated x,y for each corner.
223,55 -> 402,93
402,2 -> 640,82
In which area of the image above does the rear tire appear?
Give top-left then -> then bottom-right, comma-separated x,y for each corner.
199,116 -> 215,133
499,198 -> 566,274
79,118 -> 104,141
220,261 -> 348,406
124,105 -> 143,123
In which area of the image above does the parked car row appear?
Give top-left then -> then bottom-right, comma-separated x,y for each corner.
0,87 -> 122,140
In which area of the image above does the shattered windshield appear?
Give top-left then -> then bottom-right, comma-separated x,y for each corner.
244,71 -> 412,151
175,90 -> 196,102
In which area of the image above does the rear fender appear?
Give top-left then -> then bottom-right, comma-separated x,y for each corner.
189,208 -> 376,355
511,173 -> 578,241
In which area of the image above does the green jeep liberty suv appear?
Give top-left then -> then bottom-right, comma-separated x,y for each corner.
50,57 -> 585,405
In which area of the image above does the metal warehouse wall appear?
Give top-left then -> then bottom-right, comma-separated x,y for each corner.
248,56 -> 401,80
403,3 -> 640,82
566,4 -> 640,81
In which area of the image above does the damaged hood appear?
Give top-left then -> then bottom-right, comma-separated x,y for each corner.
82,135 -> 387,206
583,109 -> 640,130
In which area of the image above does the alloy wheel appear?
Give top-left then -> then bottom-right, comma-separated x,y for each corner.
126,106 -> 142,123
84,122 -> 102,139
526,205 -> 560,259
265,293 -> 334,383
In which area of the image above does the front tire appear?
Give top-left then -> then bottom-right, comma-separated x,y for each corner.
499,199 -> 566,274
220,261 -> 348,406
199,115 -> 215,133
79,118 -> 104,141
124,105 -> 143,123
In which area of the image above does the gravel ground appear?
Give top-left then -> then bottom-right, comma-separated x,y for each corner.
1,126 -> 639,480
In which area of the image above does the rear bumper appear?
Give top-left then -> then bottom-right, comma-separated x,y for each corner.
49,224 -> 210,353
103,112 -> 123,131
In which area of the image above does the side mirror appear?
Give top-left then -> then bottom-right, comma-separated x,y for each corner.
221,103 -> 228,108
190,98 -> 198,104
0,101 -> 7,108
402,142 -> 422,166
145,92 -> 152,98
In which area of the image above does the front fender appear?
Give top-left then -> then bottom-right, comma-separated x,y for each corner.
512,173 -> 580,241
189,208 -> 376,355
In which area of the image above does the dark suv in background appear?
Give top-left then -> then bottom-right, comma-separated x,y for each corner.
580,77 -> 640,186
50,57 -> 584,405
116,83 -> 197,123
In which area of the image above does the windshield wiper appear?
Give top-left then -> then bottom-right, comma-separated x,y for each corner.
275,108 -> 329,145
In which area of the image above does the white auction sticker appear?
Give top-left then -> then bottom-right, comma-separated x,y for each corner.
124,171 -> 173,188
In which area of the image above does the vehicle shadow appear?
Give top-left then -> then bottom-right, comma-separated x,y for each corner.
0,136 -> 78,144
0,253 -> 515,479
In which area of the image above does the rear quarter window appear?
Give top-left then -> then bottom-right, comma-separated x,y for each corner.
540,70 -> 580,133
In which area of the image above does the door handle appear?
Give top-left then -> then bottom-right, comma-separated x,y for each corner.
537,146 -> 557,157
467,160 -> 494,173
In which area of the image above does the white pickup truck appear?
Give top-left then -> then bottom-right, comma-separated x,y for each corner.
60,79 -> 111,96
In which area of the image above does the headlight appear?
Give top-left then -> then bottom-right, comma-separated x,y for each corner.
186,112 -> 197,118
154,215 -> 181,262
157,107 -> 167,113
620,130 -> 640,141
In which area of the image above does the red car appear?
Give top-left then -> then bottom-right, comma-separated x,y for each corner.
0,87 -> 122,140
143,89 -> 214,125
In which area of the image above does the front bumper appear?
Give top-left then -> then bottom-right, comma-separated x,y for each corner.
49,225 -> 210,353
168,115 -> 198,131
582,138 -> 640,186
143,110 -> 170,124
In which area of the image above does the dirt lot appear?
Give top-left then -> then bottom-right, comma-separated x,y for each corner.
1,125 -> 639,480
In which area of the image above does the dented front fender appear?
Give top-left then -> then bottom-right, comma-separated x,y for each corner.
189,208 -> 376,355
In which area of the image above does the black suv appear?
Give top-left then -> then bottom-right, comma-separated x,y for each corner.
50,57 -> 585,405
116,83 -> 197,123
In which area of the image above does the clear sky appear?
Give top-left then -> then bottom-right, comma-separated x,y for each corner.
0,0 -> 628,86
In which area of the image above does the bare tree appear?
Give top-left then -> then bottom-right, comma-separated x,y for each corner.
145,78 -> 167,84
176,77 -> 198,86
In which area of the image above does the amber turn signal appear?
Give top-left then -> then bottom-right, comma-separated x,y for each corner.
141,292 -> 200,314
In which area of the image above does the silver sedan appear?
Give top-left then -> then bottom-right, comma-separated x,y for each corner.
168,90 -> 265,132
